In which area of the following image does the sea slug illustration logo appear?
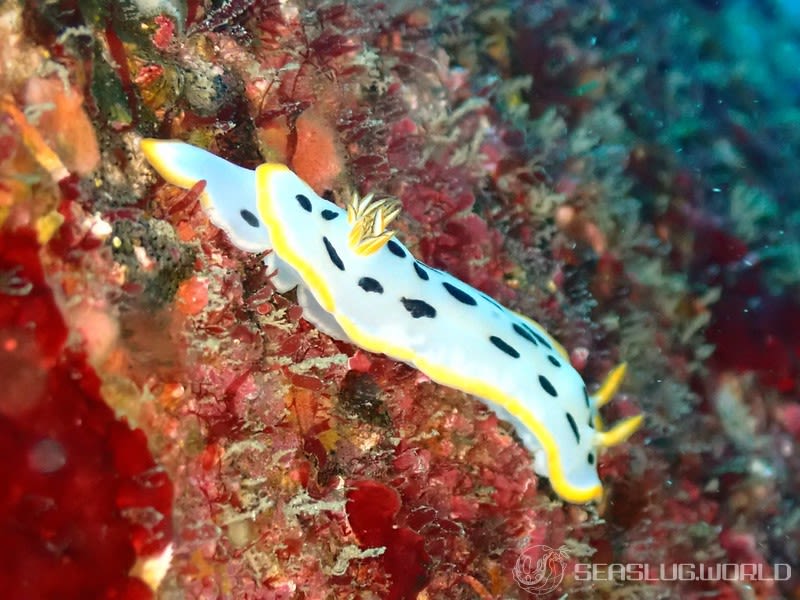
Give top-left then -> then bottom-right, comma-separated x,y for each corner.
513,544 -> 569,595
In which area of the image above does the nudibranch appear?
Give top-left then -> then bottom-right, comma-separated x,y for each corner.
140,139 -> 643,504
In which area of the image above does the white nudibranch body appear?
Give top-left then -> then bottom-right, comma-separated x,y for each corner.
140,138 -> 643,504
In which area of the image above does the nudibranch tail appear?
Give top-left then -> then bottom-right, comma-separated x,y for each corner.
141,138 -> 211,193
140,138 -> 267,253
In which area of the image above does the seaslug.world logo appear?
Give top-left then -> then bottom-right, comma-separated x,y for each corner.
513,542 -> 792,595
512,544 -> 569,595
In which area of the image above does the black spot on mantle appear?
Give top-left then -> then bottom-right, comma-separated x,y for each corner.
240,209 -> 259,228
296,194 -> 312,212
323,237 -> 345,271
442,281 -> 477,306
538,374 -> 558,397
566,412 -> 580,443
413,261 -> 429,281
532,330 -> 552,349
387,239 -> 406,258
489,335 -> 520,358
401,297 -> 436,319
513,322 -> 538,346
481,293 -> 504,310
358,277 -> 384,294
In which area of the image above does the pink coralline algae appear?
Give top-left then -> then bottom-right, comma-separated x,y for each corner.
346,480 -> 429,599
0,229 -> 173,599
2,0 -> 799,598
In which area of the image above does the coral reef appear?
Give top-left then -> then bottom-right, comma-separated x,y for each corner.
1,0 -> 798,598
